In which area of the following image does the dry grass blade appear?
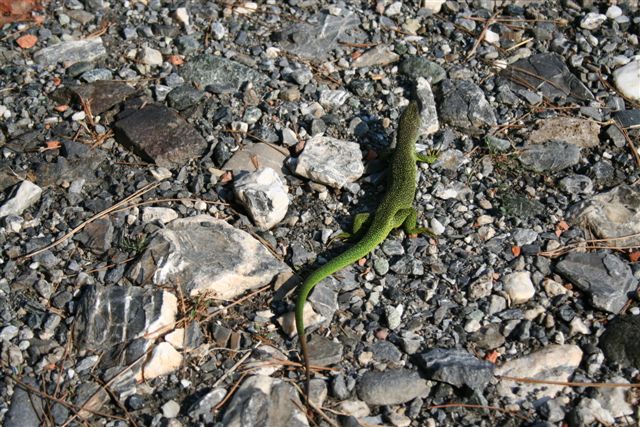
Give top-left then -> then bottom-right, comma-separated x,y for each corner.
426,402 -> 531,422
538,232 -> 640,258
18,181 -> 162,261
290,382 -> 340,427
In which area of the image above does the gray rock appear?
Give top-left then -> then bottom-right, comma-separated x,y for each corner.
4,377 -> 44,427
295,135 -> 364,189
415,348 -> 494,391
278,12 -> 361,60
138,46 -> 163,66
567,184 -> 640,247
234,167 -> 289,230
35,139 -> 108,188
598,315 -> 640,369
415,77 -> 439,136
502,53 -> 593,102
33,37 -> 107,65
438,79 -> 496,132
470,323 -> 505,350
503,271 -> 535,304
352,45 -> 399,68
399,56 -> 446,85
580,12 -> 607,29
371,341 -> 402,363
221,375 -> 308,427
74,285 -> 177,367
495,344 -> 582,401
357,369 -> 429,405
306,335 -> 343,366
519,141 -> 581,172
556,252 -> 637,313
114,104 -> 208,168
129,215 -> 288,298
0,180 -> 42,218
307,275 -> 339,328
181,54 -> 268,90
614,109 -> 640,128
75,217 -> 113,254
592,376 -> 635,418
188,388 -> 226,422
529,117 -> 600,148
166,85 -> 204,111
319,90 -> 350,110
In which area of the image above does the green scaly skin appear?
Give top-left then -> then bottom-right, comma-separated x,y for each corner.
295,100 -> 432,407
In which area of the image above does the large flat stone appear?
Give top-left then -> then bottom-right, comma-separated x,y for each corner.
181,55 -> 268,91
33,37 -> 107,66
114,104 -> 207,168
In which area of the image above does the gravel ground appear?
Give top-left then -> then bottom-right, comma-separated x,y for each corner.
1,0 -> 640,426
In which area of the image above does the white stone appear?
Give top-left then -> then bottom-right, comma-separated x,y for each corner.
422,0 -> 445,12
542,278 -> 570,297
430,218 -> 445,235
71,111 -> 86,121
139,46 -> 163,66
234,167 -> 289,230
137,342 -> 182,381
0,180 -> 42,218
613,60 -> 640,101
385,1 -> 403,16
580,12 -> 607,30
569,317 -> 590,336
141,207 -> 179,224
0,325 -> 19,341
484,29 -> 500,44
162,400 -> 181,418
211,22 -> 227,40
165,328 -> 184,349
416,77 -> 439,135
174,7 -> 189,27
146,292 -> 178,339
295,135 -> 364,189
503,271 -> 535,304
319,90 -> 350,109
338,400 -> 370,418
496,344 -> 582,401
385,304 -> 403,329
606,5 -> 622,19
234,2 -> 258,14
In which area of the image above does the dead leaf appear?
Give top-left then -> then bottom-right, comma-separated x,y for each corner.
484,350 -> 500,364
630,251 -> 640,263
167,55 -> 184,66
40,140 -> 61,151
511,245 -> 521,257
16,34 -> 37,48
220,171 -> 233,183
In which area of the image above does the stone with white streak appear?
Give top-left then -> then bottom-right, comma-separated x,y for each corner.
129,215 -> 288,299
33,37 -> 107,65
319,90 -> 350,109
496,344 -> 583,401
234,167 -> 289,230
0,180 -> 42,218
580,13 -> 607,30
295,135 -> 364,189
141,207 -> 179,224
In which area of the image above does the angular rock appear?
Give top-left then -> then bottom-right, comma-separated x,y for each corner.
567,184 -> 640,247
50,81 -> 136,115
319,89 -> 350,110
114,104 -> 207,168
136,342 -> 182,381
129,215 -> 287,298
4,377 -> 44,427
0,180 -> 42,218
75,217 -> 114,254
234,167 -> 289,230
278,12 -> 361,60
33,37 -> 106,65
295,135 -> 364,188
181,55 -> 268,91
415,348 -> 494,391
306,335 -> 343,366
35,139 -> 108,188
356,369 -> 430,405
416,77 -> 439,136
580,13 -> 607,30
529,117 -> 600,148
352,45 -> 399,68
519,141 -> 581,172
141,207 -> 179,224
613,109 -> 640,128
613,59 -> 640,101
438,79 -> 496,132
559,175 -> 593,195
502,53 -> 593,102
74,285 -> 177,367
592,376 -> 635,418
568,398 -> 615,427
221,375 -> 308,427
555,252 -> 636,313
188,388 -> 227,422
224,142 -> 288,178
503,271 -> 536,304
598,315 -> 640,369
495,344 -> 583,401
138,46 -> 163,66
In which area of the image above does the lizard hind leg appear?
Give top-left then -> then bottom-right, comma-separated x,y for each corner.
396,207 -> 436,237
332,212 -> 371,241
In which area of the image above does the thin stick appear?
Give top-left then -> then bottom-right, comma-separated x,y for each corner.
426,402 -> 530,422
497,375 -> 640,388
19,181 -> 161,261
211,343 -> 259,388
290,382 -> 340,427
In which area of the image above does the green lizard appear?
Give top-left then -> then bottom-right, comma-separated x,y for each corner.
295,99 -> 435,407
